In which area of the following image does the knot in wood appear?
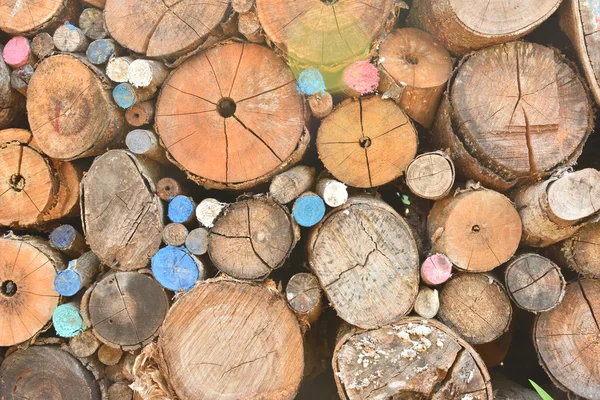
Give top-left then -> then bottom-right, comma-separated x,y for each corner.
217,97 -> 237,118
9,173 -> 25,192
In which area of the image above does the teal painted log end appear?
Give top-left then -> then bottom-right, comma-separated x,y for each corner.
53,303 -> 86,338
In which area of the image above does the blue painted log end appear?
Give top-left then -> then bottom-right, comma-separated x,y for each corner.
113,83 -> 136,109
297,68 -> 326,96
168,195 -> 195,223
293,194 -> 326,227
50,225 -> 76,250
151,246 -> 199,292
54,269 -> 82,297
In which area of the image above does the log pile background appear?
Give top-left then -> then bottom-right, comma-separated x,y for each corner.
2,0 -> 600,399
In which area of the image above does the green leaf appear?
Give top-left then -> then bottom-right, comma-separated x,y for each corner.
401,195 -> 411,205
529,380 -> 554,400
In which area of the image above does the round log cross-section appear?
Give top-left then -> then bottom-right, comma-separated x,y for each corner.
256,0 -> 397,70
434,41 -> 593,191
0,345 -> 101,400
0,0 -> 78,36
104,0 -> 229,58
561,221 -> 600,277
317,96 -> 417,188
534,279 -> 600,399
86,272 -> 169,350
159,280 -> 304,400
209,197 -> 298,280
27,54 -> 125,160
0,235 -> 65,346
307,196 -> 420,329
333,318 -> 493,399
156,42 -> 308,190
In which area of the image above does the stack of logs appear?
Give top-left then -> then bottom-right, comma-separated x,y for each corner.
1,0 -> 600,399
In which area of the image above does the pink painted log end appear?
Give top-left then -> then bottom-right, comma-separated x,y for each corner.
3,37 -> 32,68
343,60 -> 380,95
421,253 -> 453,286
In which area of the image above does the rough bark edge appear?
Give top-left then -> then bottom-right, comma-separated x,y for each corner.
1,0 -> 80,37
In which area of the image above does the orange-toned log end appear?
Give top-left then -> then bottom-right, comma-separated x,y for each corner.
379,28 -> 452,128
158,279 -> 304,400
0,129 -> 58,228
156,42 -> 307,190
317,96 -> 417,188
0,235 -> 65,347
534,279 -> 600,399
427,188 -> 522,272
27,54 -> 125,160
0,0 -> 79,36
104,0 -> 229,58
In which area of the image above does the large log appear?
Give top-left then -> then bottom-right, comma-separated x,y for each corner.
158,279 -> 304,400
408,0 -> 561,55
81,150 -> 164,271
307,196 -> 420,329
0,234 -> 66,346
0,345 -> 101,399
427,186 -> 522,272
534,278 -> 600,399
333,318 -> 493,399
0,0 -> 79,36
0,46 -> 25,130
104,0 -> 229,58
317,96 -> 418,188
27,54 -> 126,160
83,272 -> 169,350
433,41 -> 593,191
156,42 -> 309,190
209,197 -> 299,280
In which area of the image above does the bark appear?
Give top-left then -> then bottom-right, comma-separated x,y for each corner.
317,96 -> 418,188
0,47 -> 25,130
269,165 -> 316,205
559,221 -> 600,277
0,0 -> 80,36
10,63 -> 33,96
158,279 -> 304,400
307,195 -> 420,329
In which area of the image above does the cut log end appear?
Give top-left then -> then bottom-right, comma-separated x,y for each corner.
421,253 -> 453,286
292,192 -> 326,228
269,165 -> 315,204
547,168 -> 600,222
53,303 -> 86,338
157,177 -> 185,201
162,223 -> 189,247
414,287 -> 440,319
185,227 -> 209,255
286,272 -> 323,323
406,152 -> 455,200
167,195 -> 196,224
151,246 -> 204,292
315,178 -> 348,208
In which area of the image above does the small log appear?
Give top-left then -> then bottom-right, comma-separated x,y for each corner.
315,178 -> 348,208
428,186 -> 522,272
342,60 -> 380,97
405,152 -> 455,200
307,196 -> 420,329
209,197 -> 298,280
10,64 -> 34,96
0,234 -> 66,346
534,278 -> 600,399
107,382 -> 133,400
378,28 -> 453,128
69,329 -> 102,358
433,42 -> 593,191
408,0 -> 561,55
54,251 -> 101,297
167,195 -> 196,224
86,38 -> 119,65
256,0 -> 397,71
292,191 -> 326,228
53,23 -> 89,53
286,272 -> 323,324
85,272 -> 169,350
3,36 -> 36,68
0,49 -> 25,129
151,245 -> 206,292
98,344 -> 123,366
53,301 -> 86,338
492,373 -> 541,400
308,91 -> 333,119
104,0 -> 229,58
438,273 -> 512,345
125,128 -> 168,164
162,223 -> 188,247
196,197 -> 226,228
514,169 -> 600,247
157,177 -> 187,201
81,150 -> 163,271
28,54 -> 126,160
127,59 -> 168,90
158,279 -> 304,399
0,346 -> 101,399
113,82 -> 156,109
156,42 -> 308,190
297,68 -> 326,96
505,253 -> 565,313
0,0 -> 79,35
106,56 -> 134,83
269,165 -> 316,205
421,253 -> 453,286
79,7 -> 108,40
317,96 -> 417,188
31,32 -> 56,59
238,11 -> 262,43
559,221 -> 600,277
414,286 -> 439,319
185,227 -> 209,256
333,318 -> 493,399
232,0 -> 254,13
49,224 -> 89,258
125,100 -> 155,127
